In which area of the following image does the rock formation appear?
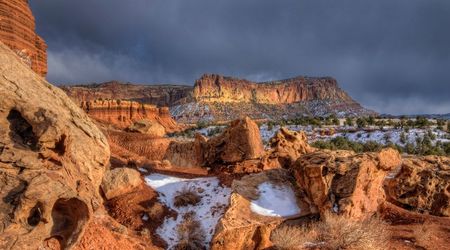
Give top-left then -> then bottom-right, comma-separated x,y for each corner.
164,117 -> 264,168
211,169 -> 303,250
0,42 -> 109,249
0,0 -> 47,77
262,127 -> 315,169
193,74 -> 354,104
81,99 -> 180,133
385,155 -> 450,217
62,74 -> 377,123
127,120 -> 166,138
61,81 -> 192,107
293,148 -> 401,220
173,74 -> 377,122
101,168 -> 143,200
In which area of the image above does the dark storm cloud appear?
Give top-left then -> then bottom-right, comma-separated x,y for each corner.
30,0 -> 450,115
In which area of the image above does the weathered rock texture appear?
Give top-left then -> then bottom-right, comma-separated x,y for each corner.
211,170 -> 303,250
262,127 -> 315,169
294,148 -> 401,220
385,156 -> 450,217
127,120 -> 166,138
164,117 -> 264,168
0,0 -> 47,76
172,74 -> 376,122
61,81 -> 192,107
0,42 -> 109,249
101,168 -> 143,200
81,99 -> 180,133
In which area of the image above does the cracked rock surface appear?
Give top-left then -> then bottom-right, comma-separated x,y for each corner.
0,42 -> 110,249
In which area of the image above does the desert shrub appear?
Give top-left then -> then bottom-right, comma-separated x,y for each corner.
207,126 -> 224,137
315,213 -> 389,250
270,226 -> 312,250
271,213 -> 389,250
173,212 -> 205,250
174,187 -> 201,207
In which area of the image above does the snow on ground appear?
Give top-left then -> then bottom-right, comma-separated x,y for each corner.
145,174 -> 231,249
257,124 -> 449,146
250,182 -> 301,217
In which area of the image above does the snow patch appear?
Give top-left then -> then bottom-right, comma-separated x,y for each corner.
145,174 -> 231,249
250,182 -> 301,217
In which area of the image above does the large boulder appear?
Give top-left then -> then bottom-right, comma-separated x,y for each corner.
385,156 -> 450,217
293,148 -> 401,220
0,42 -> 110,249
101,168 -> 143,200
127,119 -> 166,138
262,127 -> 315,169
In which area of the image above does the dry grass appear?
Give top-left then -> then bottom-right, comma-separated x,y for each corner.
174,186 -> 202,207
270,226 -> 313,250
271,212 -> 389,250
173,212 -> 205,250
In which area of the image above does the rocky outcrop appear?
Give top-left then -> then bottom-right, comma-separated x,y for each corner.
172,74 -> 377,123
164,117 -> 264,168
262,127 -> 315,169
128,120 -> 166,138
293,148 -> 401,220
81,99 -> 180,133
101,168 -> 143,200
211,170 -> 303,250
61,81 -> 192,107
193,74 -> 354,104
0,42 -> 109,249
0,0 -> 47,77
385,156 -> 450,217
62,74 -> 376,123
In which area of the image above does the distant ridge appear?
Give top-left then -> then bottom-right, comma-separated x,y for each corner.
61,74 -> 377,123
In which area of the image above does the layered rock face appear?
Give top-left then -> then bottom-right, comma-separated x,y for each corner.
293,148 -> 401,220
193,74 -> 354,104
62,74 -> 376,123
385,156 -> 450,217
81,99 -> 180,133
61,81 -> 192,107
0,0 -> 47,77
172,74 -> 376,122
0,42 -> 109,249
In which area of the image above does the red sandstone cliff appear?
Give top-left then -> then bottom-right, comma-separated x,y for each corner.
81,99 -> 181,133
172,74 -> 376,122
61,81 -> 192,107
193,74 -> 354,104
0,0 -> 47,77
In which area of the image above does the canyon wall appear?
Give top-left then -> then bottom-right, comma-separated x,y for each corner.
62,81 -> 192,107
193,74 -> 355,104
81,99 -> 180,132
0,0 -> 47,77
62,74 -> 376,123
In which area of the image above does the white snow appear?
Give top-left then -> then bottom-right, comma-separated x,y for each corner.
144,173 -> 231,249
138,167 -> 148,173
250,182 -> 301,217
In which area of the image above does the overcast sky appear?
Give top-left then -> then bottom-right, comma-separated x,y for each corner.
30,0 -> 450,115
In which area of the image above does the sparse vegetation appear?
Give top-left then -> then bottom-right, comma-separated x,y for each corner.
174,187 -> 202,207
312,136 -> 450,156
173,212 -> 205,250
271,213 -> 389,250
